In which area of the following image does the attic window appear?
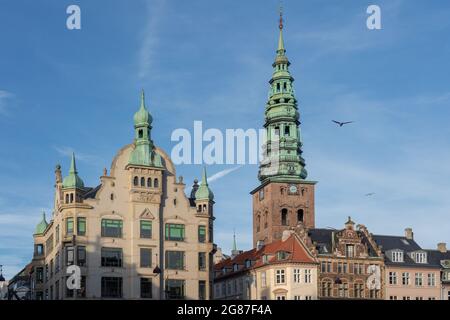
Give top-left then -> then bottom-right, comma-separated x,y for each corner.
245,259 -> 251,268
262,255 -> 269,264
233,264 -> 238,272
277,251 -> 288,260
415,252 -> 427,264
392,251 -> 404,263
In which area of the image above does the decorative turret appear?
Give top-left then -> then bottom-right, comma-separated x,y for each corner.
129,90 -> 163,167
195,167 -> 214,215
62,153 -> 84,189
195,167 -> 214,201
35,211 -> 48,235
258,10 -> 307,182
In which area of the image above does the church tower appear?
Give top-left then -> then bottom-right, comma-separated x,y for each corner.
251,11 -> 316,247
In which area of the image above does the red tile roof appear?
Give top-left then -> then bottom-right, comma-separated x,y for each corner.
214,233 -> 317,279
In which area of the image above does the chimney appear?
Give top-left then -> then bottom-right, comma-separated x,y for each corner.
405,228 -> 414,240
256,240 -> 264,251
437,243 -> 447,253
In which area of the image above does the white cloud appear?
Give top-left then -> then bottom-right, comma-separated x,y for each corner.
208,165 -> 243,183
54,146 -> 102,164
138,0 -> 166,80
0,90 -> 13,114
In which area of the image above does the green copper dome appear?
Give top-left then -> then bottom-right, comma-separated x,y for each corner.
62,152 -> 85,189
35,211 -> 48,235
134,90 -> 153,126
195,167 -> 214,201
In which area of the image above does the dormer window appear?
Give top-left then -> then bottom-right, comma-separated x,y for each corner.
262,255 -> 269,264
233,264 -> 238,272
277,251 -> 288,260
245,259 -> 251,268
414,252 -> 427,264
222,267 -> 226,274
392,251 -> 404,263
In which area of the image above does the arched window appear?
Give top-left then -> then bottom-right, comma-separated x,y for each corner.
283,82 -> 287,91
281,209 -> 288,226
256,215 -> 261,232
203,204 -> 207,212
110,193 -> 114,201
264,212 -> 268,229
297,209 -> 304,223
173,198 -> 177,206
65,194 -> 69,204
138,129 -> 143,138
154,178 -> 159,188
284,125 -> 290,136
133,176 -> 139,186
274,126 -> 280,136
140,177 -> 145,187
147,177 -> 152,188
198,205 -> 202,212
276,83 -> 280,92
70,193 -> 74,203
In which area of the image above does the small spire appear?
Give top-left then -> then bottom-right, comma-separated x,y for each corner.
69,152 -> 77,174
232,229 -> 237,251
140,89 -> 146,110
201,167 -> 208,186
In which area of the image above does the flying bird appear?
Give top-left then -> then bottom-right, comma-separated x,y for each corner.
332,120 -> 354,127
365,193 -> 375,197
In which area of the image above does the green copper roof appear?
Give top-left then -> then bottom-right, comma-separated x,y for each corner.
62,153 -> 85,189
129,90 -> 163,168
195,167 -> 214,201
35,211 -> 48,235
258,12 -> 308,183
134,90 -> 153,126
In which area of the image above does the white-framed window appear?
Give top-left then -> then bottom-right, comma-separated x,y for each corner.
304,269 -> 312,283
415,252 -> 427,263
427,273 -> 435,287
275,269 -> 285,284
293,269 -> 301,283
402,272 -> 410,285
261,271 -> 267,288
415,273 -> 423,286
392,251 -> 404,262
389,272 -> 397,285
346,244 -> 354,258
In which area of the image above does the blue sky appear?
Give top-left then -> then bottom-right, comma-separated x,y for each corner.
1,0 -> 450,280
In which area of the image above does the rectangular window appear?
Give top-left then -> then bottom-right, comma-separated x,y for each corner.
55,280 -> 59,300
50,259 -> 54,277
35,244 -> 44,256
166,251 -> 185,270
55,253 -> 60,273
427,273 -> 435,287
66,246 -> 74,266
415,273 -> 423,286
140,278 -> 152,298
321,262 -> 326,273
198,225 -> 206,243
293,269 -> 301,283
55,225 -> 59,243
101,219 -> 123,238
304,269 -> 312,283
45,264 -> 49,282
140,220 -> 152,239
165,224 -> 185,241
198,252 -> 206,271
392,251 -> 404,262
346,245 -> 354,258
140,248 -> 152,268
402,272 -> 410,285
36,267 -> 44,283
389,272 -> 397,285
166,279 -> 185,299
354,283 -> 364,298
275,269 -> 285,284
66,276 -> 86,298
46,235 -> 54,254
101,277 -> 122,298
66,218 -> 74,236
199,280 -> 206,300
77,246 -> 86,267
77,217 -> 86,236
101,247 -> 123,267
261,271 -> 267,287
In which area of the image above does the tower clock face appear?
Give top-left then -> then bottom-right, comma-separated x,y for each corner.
289,185 -> 298,193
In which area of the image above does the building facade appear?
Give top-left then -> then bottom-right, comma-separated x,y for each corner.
29,92 -> 216,300
373,230 -> 442,300
426,243 -> 450,300
214,232 -> 319,300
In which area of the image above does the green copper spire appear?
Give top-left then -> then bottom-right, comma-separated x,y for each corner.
62,153 -> 85,189
232,229 -> 237,251
195,167 -> 214,201
129,90 -> 162,167
258,11 -> 308,183
35,211 -> 48,235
